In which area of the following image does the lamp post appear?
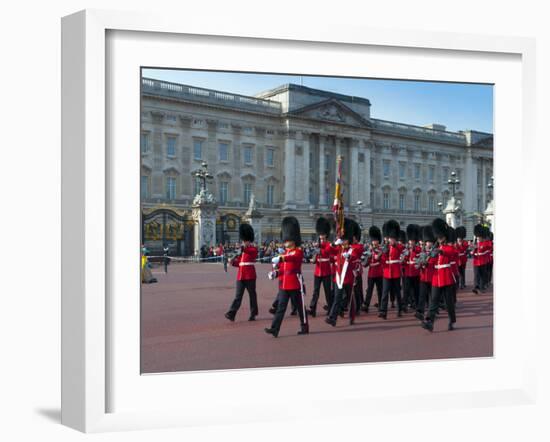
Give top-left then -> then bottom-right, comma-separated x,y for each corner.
437,201 -> 443,214
192,161 -> 213,195
447,170 -> 460,197
356,200 -> 363,229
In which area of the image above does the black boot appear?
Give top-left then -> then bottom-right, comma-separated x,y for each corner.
448,322 -> 455,331
290,309 -> 297,316
421,320 -> 434,332
269,306 -> 276,314
307,308 -> 316,317
414,311 -> 424,321
225,312 -> 235,322
248,315 -> 256,321
378,312 -> 387,320
264,327 -> 279,338
297,324 -> 309,335
325,317 -> 336,327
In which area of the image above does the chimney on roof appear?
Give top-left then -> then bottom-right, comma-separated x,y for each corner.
424,123 -> 446,132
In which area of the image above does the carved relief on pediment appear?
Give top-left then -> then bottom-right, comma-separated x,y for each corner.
317,104 -> 345,122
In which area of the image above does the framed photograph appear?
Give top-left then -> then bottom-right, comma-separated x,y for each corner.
61,9 -> 537,433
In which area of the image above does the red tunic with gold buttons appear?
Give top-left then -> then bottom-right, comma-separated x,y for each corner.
381,243 -> 404,279
231,246 -> 257,280
431,244 -> 456,288
473,240 -> 492,267
456,240 -> 469,267
333,245 -> 362,286
278,247 -> 304,290
420,252 -> 436,284
314,240 -> 334,277
366,246 -> 383,279
404,245 -> 422,277
351,243 -> 364,277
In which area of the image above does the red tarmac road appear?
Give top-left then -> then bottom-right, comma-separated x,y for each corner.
141,262 -> 493,373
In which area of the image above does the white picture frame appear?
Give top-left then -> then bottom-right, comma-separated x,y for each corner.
61,9 -> 537,433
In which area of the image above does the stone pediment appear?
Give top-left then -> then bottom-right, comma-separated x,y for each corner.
288,98 -> 371,128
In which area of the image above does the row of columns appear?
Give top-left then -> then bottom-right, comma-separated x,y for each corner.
283,130 -> 372,211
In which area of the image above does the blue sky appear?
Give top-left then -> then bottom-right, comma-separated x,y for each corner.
142,68 -> 493,133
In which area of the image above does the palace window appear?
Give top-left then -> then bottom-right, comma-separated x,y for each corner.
383,160 -> 391,178
358,153 -> 365,163
399,194 -> 405,210
266,148 -> 275,167
399,162 -> 406,180
166,136 -> 176,157
244,146 -> 253,165
414,164 -> 420,181
141,175 -> 149,199
219,142 -> 229,162
243,183 -> 253,204
442,167 -> 449,184
428,165 -> 435,182
140,132 -> 149,154
219,181 -> 228,204
325,153 -> 331,171
428,196 -> 435,212
193,139 -> 202,160
383,192 -> 390,209
166,177 -> 176,200
267,184 -> 274,206
414,193 -> 420,211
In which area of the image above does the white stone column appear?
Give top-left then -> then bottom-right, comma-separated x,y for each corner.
301,131 -> 311,205
283,131 -> 296,208
364,140 -> 372,208
350,138 -> 359,206
319,134 -> 326,207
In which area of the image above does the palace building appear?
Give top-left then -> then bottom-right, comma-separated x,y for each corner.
140,77 -> 493,255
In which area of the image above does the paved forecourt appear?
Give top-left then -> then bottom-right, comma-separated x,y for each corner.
141,262 -> 493,373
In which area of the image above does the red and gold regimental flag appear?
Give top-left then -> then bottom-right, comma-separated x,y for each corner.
332,155 -> 344,239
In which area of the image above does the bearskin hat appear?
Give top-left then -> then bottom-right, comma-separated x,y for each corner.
351,219 -> 362,242
383,219 -> 400,239
474,224 -> 484,238
239,223 -> 255,242
432,218 -> 449,240
488,230 -> 493,240
455,226 -> 467,239
315,217 -> 331,237
398,230 -> 407,243
369,226 -> 382,242
422,225 -> 435,243
447,226 -> 457,243
406,224 -> 420,242
341,218 -> 355,243
281,216 -> 302,246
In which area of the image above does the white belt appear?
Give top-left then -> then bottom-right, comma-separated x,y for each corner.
458,253 -> 465,256
450,261 -> 456,265
407,261 -> 415,265
474,251 -> 489,256
369,262 -> 380,267
317,258 -> 330,262
387,260 -> 401,264
435,264 -> 451,269
239,262 -> 255,266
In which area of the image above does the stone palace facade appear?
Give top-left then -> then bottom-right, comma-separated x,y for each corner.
141,77 -> 493,250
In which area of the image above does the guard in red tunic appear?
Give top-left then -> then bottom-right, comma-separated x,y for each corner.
446,226 -> 459,305
421,218 -> 457,331
307,217 -> 335,317
264,217 -> 308,337
225,224 -> 258,322
487,229 -> 494,287
472,224 -> 492,294
350,221 -> 365,317
362,226 -> 384,313
379,220 -> 405,319
415,225 -> 437,321
455,226 -> 469,289
325,218 -> 362,326
403,224 -> 422,311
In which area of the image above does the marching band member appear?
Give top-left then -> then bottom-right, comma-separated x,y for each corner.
446,226 -> 459,305
421,218 -> 457,331
362,226 -> 384,313
265,217 -> 309,337
325,218 -> 362,326
455,226 -> 469,289
378,220 -> 405,319
403,224 -> 421,311
225,223 -> 258,322
415,225 -> 436,321
307,217 -> 335,317
487,230 -> 494,287
349,220 -> 365,317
